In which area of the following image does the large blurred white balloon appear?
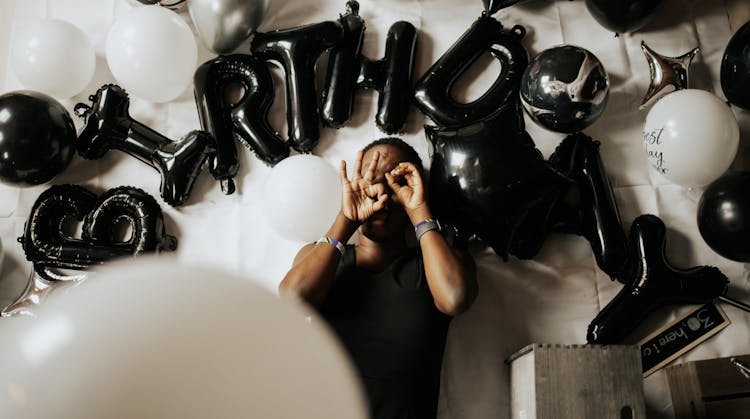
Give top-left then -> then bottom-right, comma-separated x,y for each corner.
106,6 -> 197,102
262,155 -> 342,242
0,259 -> 367,419
643,89 -> 739,187
10,19 -> 96,99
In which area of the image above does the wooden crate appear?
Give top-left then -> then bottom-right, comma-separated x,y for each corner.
666,354 -> 750,419
507,344 -> 646,419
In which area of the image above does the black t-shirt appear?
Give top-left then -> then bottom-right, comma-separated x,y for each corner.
319,246 -> 451,419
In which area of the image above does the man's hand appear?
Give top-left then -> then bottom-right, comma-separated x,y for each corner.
340,150 -> 388,224
385,162 -> 430,222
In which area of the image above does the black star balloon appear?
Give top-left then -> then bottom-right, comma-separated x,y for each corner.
640,41 -> 699,108
511,133 -> 628,279
426,99 -> 570,259
587,214 -> 729,344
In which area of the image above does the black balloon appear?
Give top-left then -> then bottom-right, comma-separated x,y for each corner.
511,133 -> 628,278
483,0 -> 522,16
251,21 -> 342,153
0,91 -> 76,185
413,15 -> 528,128
585,0 -> 664,33
587,214 -> 729,344
194,54 -> 289,194
520,45 -> 609,133
721,20 -> 750,109
75,85 -> 213,206
427,98 -> 570,259
322,1 -> 417,134
21,184 -> 177,281
697,171 -> 750,263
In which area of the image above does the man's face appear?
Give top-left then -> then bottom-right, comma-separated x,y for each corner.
359,144 -> 410,243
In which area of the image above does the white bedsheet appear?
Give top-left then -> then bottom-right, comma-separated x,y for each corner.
1,0 -> 749,417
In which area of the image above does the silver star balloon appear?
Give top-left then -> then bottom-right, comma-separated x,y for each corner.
640,41 -> 699,109
1,269 -> 85,318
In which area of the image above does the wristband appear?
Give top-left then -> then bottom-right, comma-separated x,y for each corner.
316,237 -> 345,255
415,219 -> 441,242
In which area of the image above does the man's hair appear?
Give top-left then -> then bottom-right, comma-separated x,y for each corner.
362,137 -> 423,171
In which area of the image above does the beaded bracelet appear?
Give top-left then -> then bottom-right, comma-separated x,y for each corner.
316,237 -> 345,255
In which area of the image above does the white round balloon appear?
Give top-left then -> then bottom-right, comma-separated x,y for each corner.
643,89 -> 739,187
10,19 -> 96,99
262,155 -> 342,242
0,259 -> 367,419
106,6 -> 197,102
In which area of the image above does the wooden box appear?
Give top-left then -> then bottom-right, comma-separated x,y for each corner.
666,354 -> 750,419
507,344 -> 646,419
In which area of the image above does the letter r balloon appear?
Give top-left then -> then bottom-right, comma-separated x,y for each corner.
194,54 -> 290,195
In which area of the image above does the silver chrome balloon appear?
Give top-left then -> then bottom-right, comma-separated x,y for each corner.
1,269 -> 85,318
188,0 -> 269,54
640,41 -> 699,109
520,45 -> 609,133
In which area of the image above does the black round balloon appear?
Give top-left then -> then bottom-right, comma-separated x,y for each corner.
585,0 -> 664,33
721,20 -> 750,110
697,171 -> 750,263
520,45 -> 609,133
0,91 -> 76,185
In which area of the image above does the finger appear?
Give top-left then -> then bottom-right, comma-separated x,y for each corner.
404,172 -> 418,187
367,182 -> 387,198
372,194 -> 388,212
385,172 -> 402,193
352,150 -> 364,180
340,160 -> 350,185
402,165 -> 423,187
363,150 -> 379,180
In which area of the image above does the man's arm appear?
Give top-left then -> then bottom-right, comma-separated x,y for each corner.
279,212 -> 359,307
386,162 -> 478,316
279,151 -> 386,307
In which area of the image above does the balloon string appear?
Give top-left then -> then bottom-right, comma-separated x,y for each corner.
730,358 -> 750,381
719,295 -> 750,313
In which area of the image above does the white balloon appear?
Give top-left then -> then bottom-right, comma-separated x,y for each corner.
0,259 -> 367,419
10,19 -> 96,99
262,155 -> 342,242
106,6 -> 197,103
643,89 -> 739,188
